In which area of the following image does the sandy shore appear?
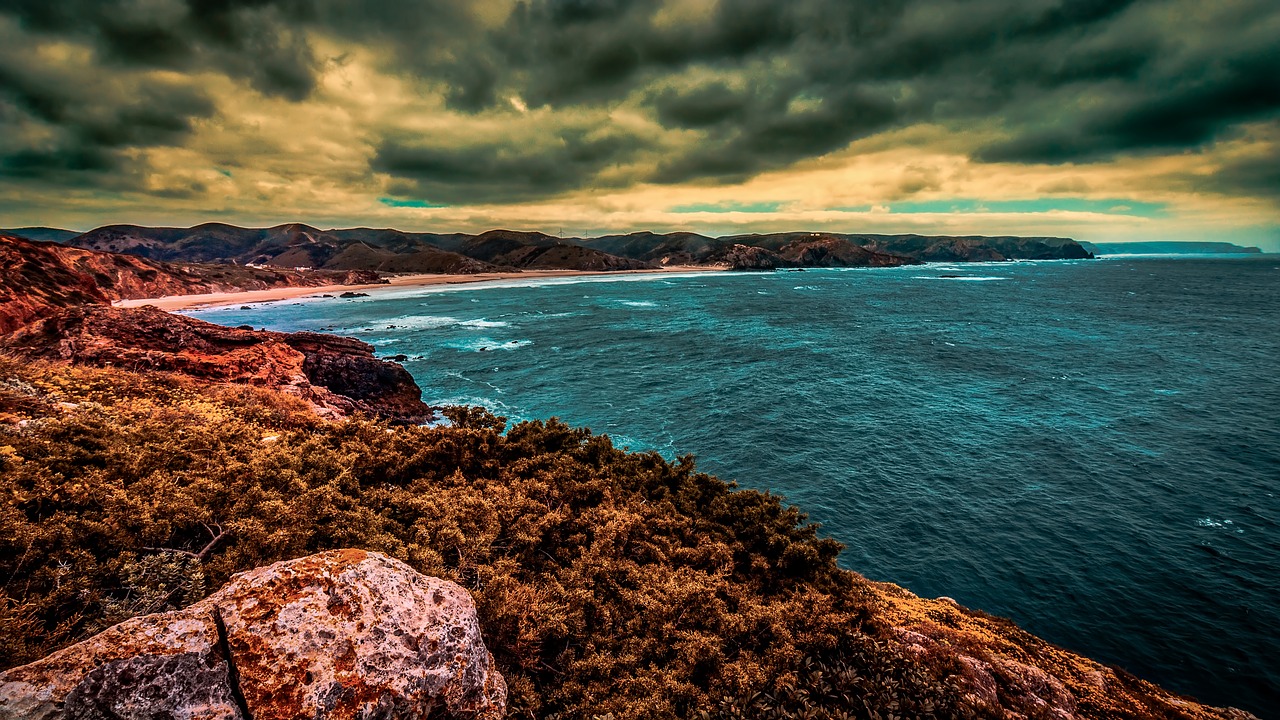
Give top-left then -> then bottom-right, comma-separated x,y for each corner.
113,266 -> 724,312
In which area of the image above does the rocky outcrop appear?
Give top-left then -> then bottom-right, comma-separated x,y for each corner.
0,233 -> 382,335
712,243 -> 788,270
0,233 -> 112,335
460,230 -> 657,271
709,237 -> 918,269
0,550 -> 507,720
872,584 -> 1259,720
852,234 -> 1093,261
776,235 -> 918,267
1,305 -> 433,422
582,230 -> 1089,266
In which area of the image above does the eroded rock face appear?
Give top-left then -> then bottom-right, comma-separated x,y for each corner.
0,232 -> 382,336
880,589 -> 1259,720
1,305 -> 433,422
0,550 -> 507,720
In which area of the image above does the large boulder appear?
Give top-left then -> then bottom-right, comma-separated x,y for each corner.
0,550 -> 506,720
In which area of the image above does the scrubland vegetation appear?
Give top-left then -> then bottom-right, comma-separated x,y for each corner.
0,358 -> 1230,720
0,357 -> 966,719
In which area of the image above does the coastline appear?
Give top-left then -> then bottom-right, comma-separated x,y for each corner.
112,265 -> 725,311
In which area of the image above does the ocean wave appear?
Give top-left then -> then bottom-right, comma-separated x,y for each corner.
401,271 -> 730,296
426,395 -> 517,417
1198,517 -> 1245,533
357,315 -> 460,332
357,315 -> 514,332
912,275 -> 1008,281
443,338 -> 532,352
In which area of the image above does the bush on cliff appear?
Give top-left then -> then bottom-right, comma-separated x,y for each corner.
0,358 -> 966,718
0,359 -> 1235,720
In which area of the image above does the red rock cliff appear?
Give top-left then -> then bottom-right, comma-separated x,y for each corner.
2,305 -> 433,422
0,233 -> 381,335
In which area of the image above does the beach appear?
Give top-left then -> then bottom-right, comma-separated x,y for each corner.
113,265 -> 723,311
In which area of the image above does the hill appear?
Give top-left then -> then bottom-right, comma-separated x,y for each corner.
579,232 -> 1091,265
1079,241 -> 1263,255
0,232 -> 380,335
1,227 -> 81,243
59,224 -> 1094,271
67,224 -> 648,272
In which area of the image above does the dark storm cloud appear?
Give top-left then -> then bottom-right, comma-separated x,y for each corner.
1192,122 -> 1280,201
1212,151 -> 1280,200
976,38 -> 1280,163
0,0 -> 321,98
419,0 -> 1280,195
0,30 -> 216,186
372,125 -> 650,203
652,83 -> 903,183
1,0 -> 1278,202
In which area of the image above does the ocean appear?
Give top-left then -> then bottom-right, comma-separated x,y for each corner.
191,255 -> 1280,714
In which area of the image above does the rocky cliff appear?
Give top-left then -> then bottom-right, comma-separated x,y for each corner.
0,233 -> 381,335
1,305 -> 433,422
709,235 -> 920,269
583,230 -> 1092,265
0,550 -> 506,720
850,233 -> 1093,261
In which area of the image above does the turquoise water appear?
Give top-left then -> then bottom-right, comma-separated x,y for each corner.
192,256 -> 1280,714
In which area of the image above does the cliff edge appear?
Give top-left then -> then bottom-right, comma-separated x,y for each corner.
1,304 -> 433,422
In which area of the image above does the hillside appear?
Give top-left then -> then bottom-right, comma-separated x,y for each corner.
1080,241 -> 1264,255
66,223 -> 648,272
1,227 -> 81,243
0,233 -> 380,335
0,358 -> 1253,720
58,224 -> 1094,271
579,231 -> 1091,264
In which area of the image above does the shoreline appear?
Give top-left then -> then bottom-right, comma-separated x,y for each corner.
113,265 -> 725,311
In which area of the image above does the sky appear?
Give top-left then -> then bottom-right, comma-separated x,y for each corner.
1,0 -> 1278,248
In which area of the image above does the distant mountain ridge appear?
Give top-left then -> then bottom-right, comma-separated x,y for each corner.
1079,241 -> 1263,255
585,231 -> 1090,266
52,223 -> 1092,270
2,227 -> 82,243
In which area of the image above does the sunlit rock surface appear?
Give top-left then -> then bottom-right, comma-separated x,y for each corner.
0,550 -> 506,720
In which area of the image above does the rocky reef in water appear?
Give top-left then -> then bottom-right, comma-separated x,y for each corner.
0,550 -> 506,719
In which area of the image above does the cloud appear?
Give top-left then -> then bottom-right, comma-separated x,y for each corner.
0,0 -> 1278,220
372,114 -> 656,203
0,17 -> 217,188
